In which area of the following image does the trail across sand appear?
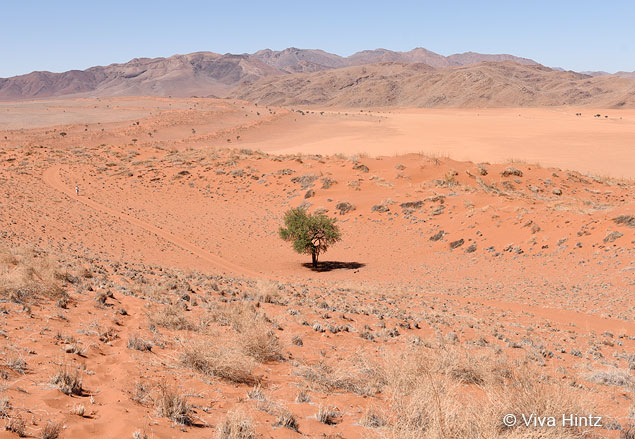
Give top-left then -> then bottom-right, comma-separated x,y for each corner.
42,165 -> 262,279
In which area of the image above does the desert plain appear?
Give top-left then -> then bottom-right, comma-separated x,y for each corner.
0,96 -> 633,439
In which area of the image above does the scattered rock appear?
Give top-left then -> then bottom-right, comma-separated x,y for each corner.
353,163 -> 369,173
399,201 -> 423,209
429,230 -> 445,241
449,239 -> 464,249
431,205 -> 445,215
291,174 -> 319,189
304,189 -> 315,199
603,231 -> 623,244
613,215 -> 635,228
552,188 -> 562,195
465,243 -> 477,253
501,167 -> 523,177
371,204 -> 389,213
335,202 -> 355,215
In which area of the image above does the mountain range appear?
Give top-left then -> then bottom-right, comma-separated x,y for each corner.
1,47 -> 634,107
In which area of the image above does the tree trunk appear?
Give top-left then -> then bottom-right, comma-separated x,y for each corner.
311,252 -> 317,268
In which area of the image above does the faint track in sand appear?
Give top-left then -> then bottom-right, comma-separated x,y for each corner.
42,165 -> 264,279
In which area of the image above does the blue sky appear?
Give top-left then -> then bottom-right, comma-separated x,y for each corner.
1,0 -> 633,77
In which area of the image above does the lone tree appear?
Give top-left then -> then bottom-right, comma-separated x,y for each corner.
279,208 -> 341,268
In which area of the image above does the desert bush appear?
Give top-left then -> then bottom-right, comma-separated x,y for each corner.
148,304 -> 192,330
127,335 -> 152,352
257,399 -> 298,431
255,280 -> 285,305
50,363 -> 83,395
71,403 -> 85,417
5,354 -> 27,375
295,390 -> 310,403
317,405 -> 340,425
154,384 -> 192,425
5,414 -> 26,436
492,371 -> 594,438
40,421 -> 61,439
586,369 -> 632,387
291,335 -> 303,346
0,247 -> 67,303
217,410 -> 255,439
209,303 -> 282,362
0,397 -> 10,418
238,322 -> 282,362
299,355 -> 386,396
360,405 -> 386,428
381,344 -> 596,439
181,341 -> 256,385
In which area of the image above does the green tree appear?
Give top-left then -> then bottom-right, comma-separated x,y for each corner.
279,208 -> 341,268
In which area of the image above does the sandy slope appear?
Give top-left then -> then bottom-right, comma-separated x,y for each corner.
0,97 -> 633,439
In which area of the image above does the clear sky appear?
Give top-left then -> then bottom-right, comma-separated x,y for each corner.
1,0 -> 633,77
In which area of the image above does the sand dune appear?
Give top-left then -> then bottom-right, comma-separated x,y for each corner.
0,97 -> 633,439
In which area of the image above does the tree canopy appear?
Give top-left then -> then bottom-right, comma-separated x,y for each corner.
278,208 -> 341,268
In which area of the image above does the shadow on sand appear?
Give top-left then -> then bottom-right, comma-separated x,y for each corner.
301,261 -> 365,272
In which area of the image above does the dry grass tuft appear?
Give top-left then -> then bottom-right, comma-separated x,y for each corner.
586,369 -> 632,388
50,363 -> 83,395
217,409 -> 255,439
154,384 -> 192,425
127,335 -> 152,352
317,405 -> 340,425
257,399 -> 299,432
71,403 -> 85,417
238,322 -> 282,362
40,421 -> 61,439
0,247 -> 67,304
208,303 -> 282,362
299,354 -> 386,396
148,304 -> 193,330
5,414 -> 26,437
382,345 -> 595,439
181,341 -> 257,385
0,397 -> 10,418
359,405 -> 386,428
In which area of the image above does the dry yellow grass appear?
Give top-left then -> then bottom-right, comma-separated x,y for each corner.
180,340 -> 257,385
0,247 -> 66,303
217,409 -> 255,439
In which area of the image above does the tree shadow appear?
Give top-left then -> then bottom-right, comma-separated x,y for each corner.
301,261 -> 365,272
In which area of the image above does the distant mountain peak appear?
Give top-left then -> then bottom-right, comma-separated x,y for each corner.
5,47 -> 630,105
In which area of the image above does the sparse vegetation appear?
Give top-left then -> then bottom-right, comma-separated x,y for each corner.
50,363 -> 83,395
181,341 -> 257,385
217,410 -> 255,439
0,247 -> 67,304
127,335 -> 152,352
154,384 -> 192,425
40,421 -> 61,439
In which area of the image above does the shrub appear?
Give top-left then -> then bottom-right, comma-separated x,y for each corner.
317,405 -> 340,425
0,247 -> 66,304
148,304 -> 192,330
40,421 -> 61,439
217,410 -> 255,439
50,364 -> 83,395
181,342 -> 256,385
5,415 -> 26,436
127,335 -> 152,352
154,384 -> 192,425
